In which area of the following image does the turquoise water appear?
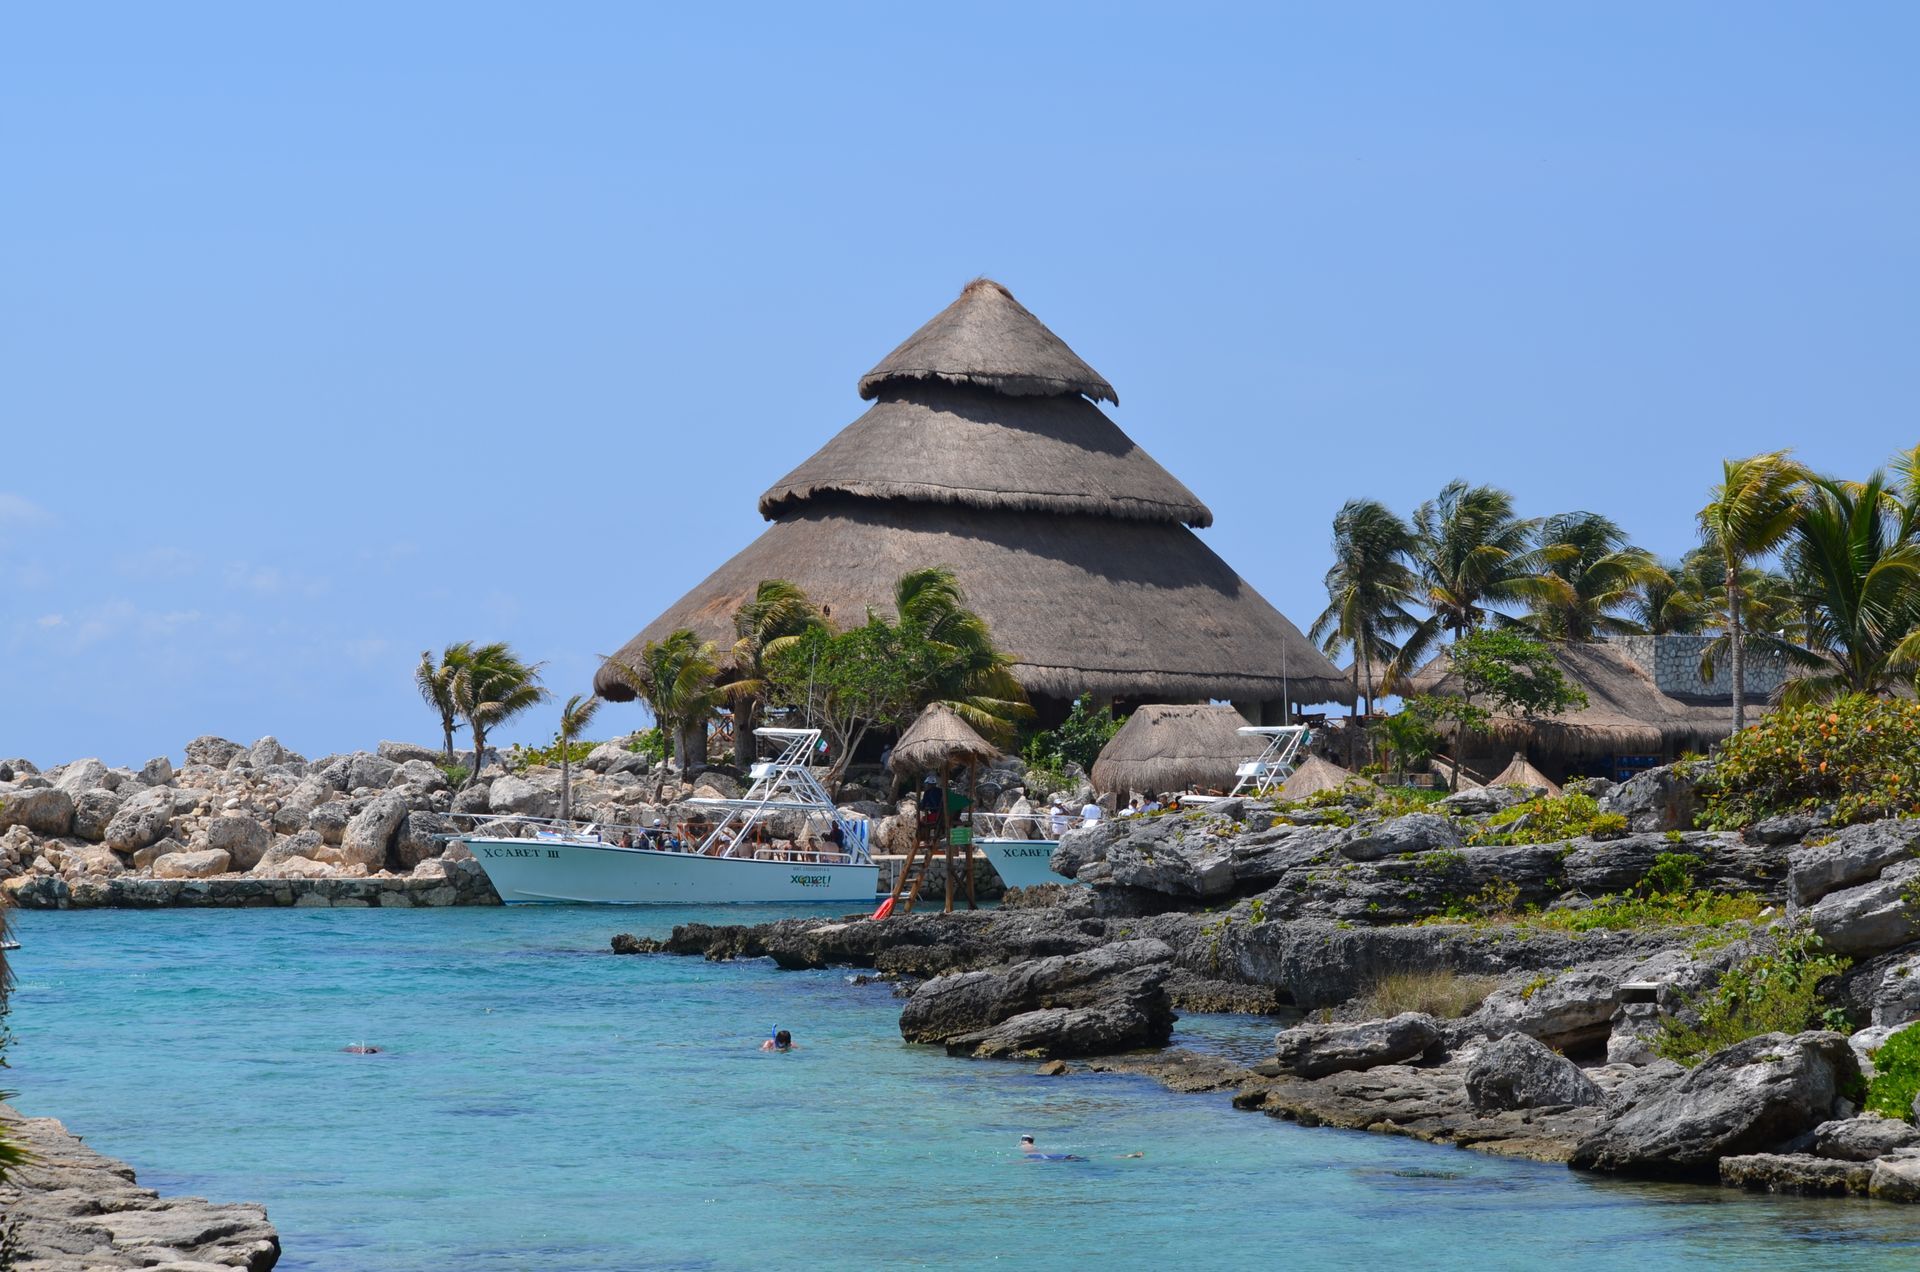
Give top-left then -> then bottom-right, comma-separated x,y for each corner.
7,907 -> 1919,1271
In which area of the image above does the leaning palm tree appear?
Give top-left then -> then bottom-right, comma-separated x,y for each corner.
716,579 -> 825,767
1624,562 -> 1706,636
1389,480 -> 1565,686
1774,470 -> 1920,703
556,693 -> 601,822
450,643 -> 549,783
415,642 -> 472,763
1528,512 -> 1665,641
1699,451 -> 1810,729
1310,499 -> 1418,764
892,566 -> 1030,741
611,630 -> 723,769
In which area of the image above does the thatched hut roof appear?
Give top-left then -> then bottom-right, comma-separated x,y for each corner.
858,278 -> 1117,405
1278,754 -> 1374,802
1090,704 -> 1262,796
596,280 -> 1349,708
1402,640 -> 1732,758
760,383 -> 1211,527
1488,752 -> 1561,796
889,703 -> 1001,775
594,503 -> 1351,704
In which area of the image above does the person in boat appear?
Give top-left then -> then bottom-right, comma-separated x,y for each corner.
1079,797 -> 1103,825
1048,801 -> 1069,837
760,1029 -> 797,1051
1018,1134 -> 1083,1162
817,819 -> 847,863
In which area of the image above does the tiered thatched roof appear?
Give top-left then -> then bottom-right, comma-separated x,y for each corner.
889,703 -> 1001,776
597,279 -> 1348,707
1403,640 -> 1733,759
1090,704 -> 1261,797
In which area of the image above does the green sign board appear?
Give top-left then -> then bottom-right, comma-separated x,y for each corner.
948,827 -> 973,847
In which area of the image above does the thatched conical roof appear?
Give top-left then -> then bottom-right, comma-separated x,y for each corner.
596,280 -> 1350,708
1090,704 -> 1262,797
1489,752 -> 1561,797
859,278 -> 1117,405
1278,754 -> 1374,802
760,382 -> 1211,527
890,703 -> 1001,775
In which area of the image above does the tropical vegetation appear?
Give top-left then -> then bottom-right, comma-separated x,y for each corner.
415,641 -> 548,784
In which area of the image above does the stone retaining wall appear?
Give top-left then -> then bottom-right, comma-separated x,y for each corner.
4,860 -> 501,910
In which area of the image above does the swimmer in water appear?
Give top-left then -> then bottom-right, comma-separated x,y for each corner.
760,1029 -> 797,1051
1018,1134 -> 1085,1162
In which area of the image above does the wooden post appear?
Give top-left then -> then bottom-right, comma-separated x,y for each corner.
963,758 -> 978,910
941,762 -> 955,914
902,835 -> 935,913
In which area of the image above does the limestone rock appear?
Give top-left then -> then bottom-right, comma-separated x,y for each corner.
1272,1013 -> 1443,1078
395,811 -> 453,870
308,800 -> 353,845
378,740 -> 444,765
151,849 -> 232,879
450,781 -> 493,815
337,792 -> 409,871
204,814 -> 272,870
72,787 -> 125,842
1340,813 -> 1460,862
254,830 -> 325,872
1570,1031 -> 1858,1178
1720,1152 -> 1871,1196
52,757 -> 112,795
1465,1032 -> 1602,1112
584,741 -> 650,776
104,786 -> 174,853
1789,818 -> 1920,908
1597,762 -> 1705,833
1437,785 -> 1532,816
138,754 -> 174,785
0,786 -> 75,836
248,735 -> 299,769
132,836 -> 188,871
346,752 -> 399,791
1804,859 -> 1920,958
183,735 -> 245,768
1868,1149 -> 1920,1201
487,774 -> 557,818
899,938 -> 1174,1058
1810,1115 -> 1920,1162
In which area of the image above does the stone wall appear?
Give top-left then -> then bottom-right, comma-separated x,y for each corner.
1616,634 -> 1789,702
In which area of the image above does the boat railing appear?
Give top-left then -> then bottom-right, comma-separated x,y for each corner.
970,810 -> 1089,841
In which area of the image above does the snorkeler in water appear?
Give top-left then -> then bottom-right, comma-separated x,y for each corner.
760,1029 -> 797,1051
1018,1134 -> 1085,1162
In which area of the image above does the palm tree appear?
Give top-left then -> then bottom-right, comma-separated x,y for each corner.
716,579 -> 824,768
556,693 -> 601,822
1528,512 -> 1665,641
415,642 -> 472,763
1389,480 -> 1565,686
1310,499 -> 1418,765
1775,470 -> 1920,703
612,630 -> 723,769
1699,451 -> 1810,730
892,566 -> 1030,740
1624,562 -> 1707,636
450,643 -> 549,783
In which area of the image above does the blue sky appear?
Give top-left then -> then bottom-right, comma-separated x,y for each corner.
4,3 -> 1916,767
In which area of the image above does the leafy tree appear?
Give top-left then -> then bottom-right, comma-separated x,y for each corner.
1528,512 -> 1664,641
556,693 -> 600,821
415,642 -> 472,763
1699,450 -> 1811,729
610,630 -> 722,769
1390,481 -> 1565,685
1022,695 -> 1122,774
716,579 -> 825,768
891,567 -> 1030,739
767,619 -> 929,789
1371,695 -> 1450,775
1624,561 -> 1707,636
1427,628 -> 1587,790
449,643 -> 548,785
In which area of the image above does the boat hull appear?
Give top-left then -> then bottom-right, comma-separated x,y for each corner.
464,838 -> 880,905
975,838 -> 1080,889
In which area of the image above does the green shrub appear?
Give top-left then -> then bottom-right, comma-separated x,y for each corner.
507,739 -> 595,772
626,728 -> 668,763
1020,695 -> 1121,776
438,763 -> 470,788
1701,695 -> 1920,830
1467,792 -> 1621,846
1864,1024 -> 1920,1123
1654,928 -> 1851,1066
1641,851 -> 1704,897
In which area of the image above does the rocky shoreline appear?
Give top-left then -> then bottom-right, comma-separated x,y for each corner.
0,1102 -> 280,1270
621,764 -> 1920,1202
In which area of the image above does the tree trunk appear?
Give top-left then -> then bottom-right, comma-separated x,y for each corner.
1361,656 -> 1377,771
561,756 -> 572,822
1728,570 -> 1746,732
1346,662 -> 1359,769
734,697 -> 758,770
442,719 -> 456,765
469,725 -> 487,787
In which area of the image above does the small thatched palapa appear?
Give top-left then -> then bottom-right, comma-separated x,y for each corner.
1277,754 -> 1374,802
1488,752 -> 1561,797
1090,704 -> 1262,797
597,279 -> 1349,710
889,703 -> 1001,776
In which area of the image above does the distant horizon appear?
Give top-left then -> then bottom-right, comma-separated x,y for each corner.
8,4 -> 1915,765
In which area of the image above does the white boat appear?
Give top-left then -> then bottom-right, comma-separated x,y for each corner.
972,811 -> 1084,888
456,728 -> 878,905
1180,724 -> 1309,805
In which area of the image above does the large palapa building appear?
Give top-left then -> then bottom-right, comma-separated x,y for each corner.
596,280 -> 1346,723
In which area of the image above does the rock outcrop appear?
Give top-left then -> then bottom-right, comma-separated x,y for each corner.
1464,1032 -> 1602,1112
1269,1013 -> 1442,1078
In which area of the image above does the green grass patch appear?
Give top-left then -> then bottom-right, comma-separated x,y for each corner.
1358,968 -> 1498,1020
1865,1024 -> 1920,1123
1465,792 -> 1629,846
